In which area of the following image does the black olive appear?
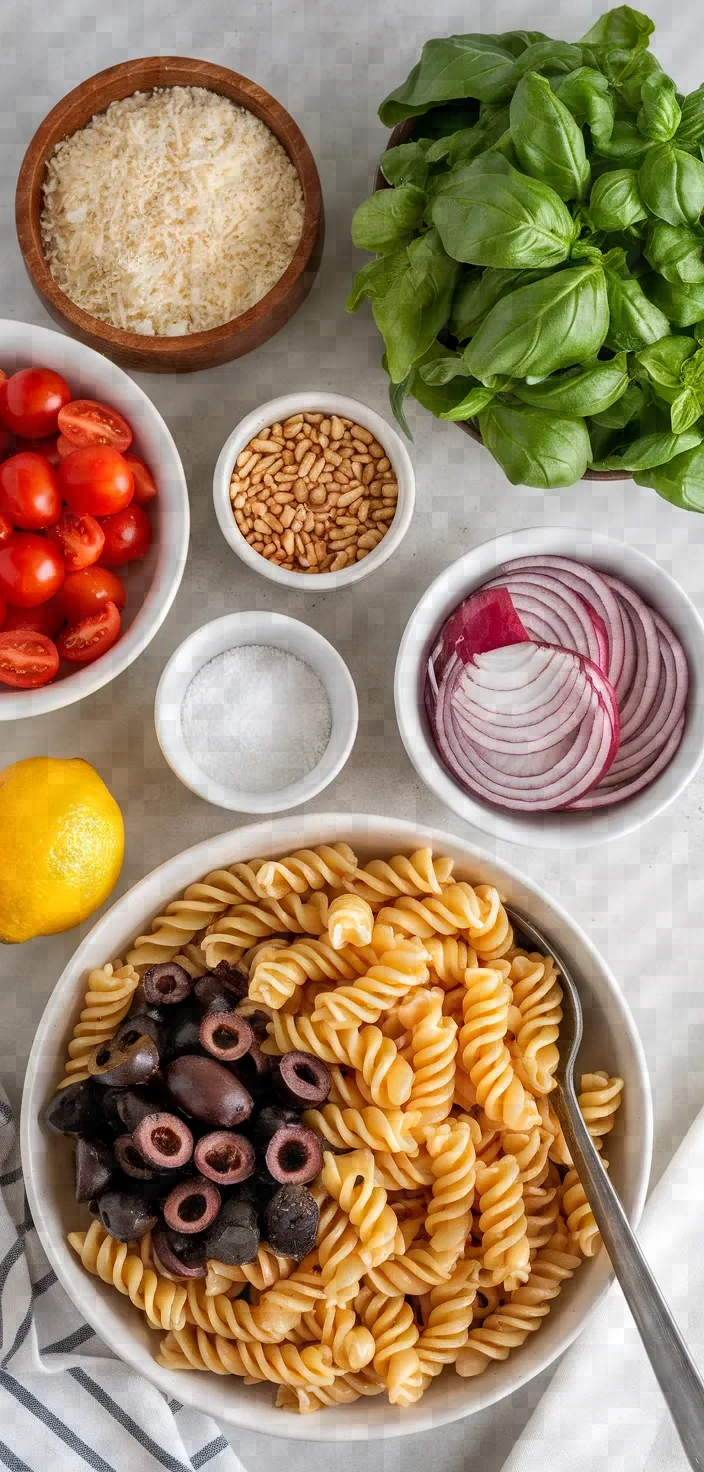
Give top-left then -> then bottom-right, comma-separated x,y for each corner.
97,1190 -> 159,1242
87,1033 -> 159,1088
141,961 -> 192,1006
75,1138 -> 114,1202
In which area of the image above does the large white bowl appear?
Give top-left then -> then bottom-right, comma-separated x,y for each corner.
395,527 -> 704,849
21,813 -> 651,1442
0,320 -> 189,717
213,392 -> 415,590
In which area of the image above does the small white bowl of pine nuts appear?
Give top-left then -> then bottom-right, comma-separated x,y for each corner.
212,392 -> 415,588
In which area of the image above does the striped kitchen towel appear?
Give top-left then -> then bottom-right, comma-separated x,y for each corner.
0,1086 -> 243,1472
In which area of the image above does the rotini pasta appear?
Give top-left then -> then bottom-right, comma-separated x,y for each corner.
63,840 -> 623,1417
59,961 -> 139,1087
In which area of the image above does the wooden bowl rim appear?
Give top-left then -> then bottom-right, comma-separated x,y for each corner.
375,121 -> 631,485
16,56 -> 323,360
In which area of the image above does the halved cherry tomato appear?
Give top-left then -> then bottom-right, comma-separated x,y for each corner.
61,566 -> 126,623
59,446 -> 133,517
47,509 -> 105,572
99,504 -> 152,566
0,453 -> 61,530
0,630 -> 59,688
0,533 -> 65,608
56,434 -> 75,459
3,593 -> 64,638
0,513 -> 13,545
0,592 -> 5,629
0,368 -> 71,438
56,600 -> 121,664
58,400 -> 133,454
124,453 -> 157,505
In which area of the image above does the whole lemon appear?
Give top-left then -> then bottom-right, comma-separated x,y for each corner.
0,757 -> 124,943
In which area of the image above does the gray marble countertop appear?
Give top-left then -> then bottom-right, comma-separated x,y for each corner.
1,0 -> 702,1466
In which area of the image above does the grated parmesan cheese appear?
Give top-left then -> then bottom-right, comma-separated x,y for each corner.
40,86 -> 305,337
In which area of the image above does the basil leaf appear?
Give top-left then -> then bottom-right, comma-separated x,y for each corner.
590,427 -> 702,471
641,272 -> 704,326
378,38 -> 519,126
637,70 -> 681,141
676,85 -> 704,151
636,334 -> 698,386
371,229 -> 460,382
556,67 -> 615,153
351,186 -> 427,255
346,253 -> 407,312
425,123 -> 486,166
478,401 -> 591,487
588,168 -> 647,229
509,71 -> 591,201
593,118 -> 651,164
494,31 -> 551,58
603,260 -> 671,351
406,341 -> 478,417
670,387 -> 702,434
644,221 -> 704,284
430,153 -> 576,268
580,8 -> 655,49
387,366 -> 413,439
513,40 -> 584,78
416,101 -> 480,140
513,354 -> 629,416
593,45 -> 662,114
380,143 -> 430,189
440,385 -> 498,420
464,263 -> 609,383
419,350 -> 472,385
639,142 -> 704,225
589,379 -> 645,427
449,265 -> 553,339
634,442 -> 704,510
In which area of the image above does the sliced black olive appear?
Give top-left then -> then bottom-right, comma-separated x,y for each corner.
163,1176 -> 221,1234
132,1112 -> 193,1170
141,961 -> 192,1006
75,1138 -> 114,1202
87,1033 -> 159,1088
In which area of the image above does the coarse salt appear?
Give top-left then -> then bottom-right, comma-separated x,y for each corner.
181,645 -> 332,794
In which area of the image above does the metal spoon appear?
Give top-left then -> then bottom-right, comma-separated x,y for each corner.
505,905 -> 704,1472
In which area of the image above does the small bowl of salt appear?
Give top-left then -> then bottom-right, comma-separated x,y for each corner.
155,611 -> 358,813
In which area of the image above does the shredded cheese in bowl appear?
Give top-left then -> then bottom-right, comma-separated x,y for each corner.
40,86 -> 305,337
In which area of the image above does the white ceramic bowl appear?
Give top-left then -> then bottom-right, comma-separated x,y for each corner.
21,813 -> 651,1442
0,319 -> 189,718
154,610 -> 358,812
212,392 -> 414,589
395,527 -> 704,849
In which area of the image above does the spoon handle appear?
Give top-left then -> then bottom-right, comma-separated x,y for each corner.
554,1084 -> 704,1472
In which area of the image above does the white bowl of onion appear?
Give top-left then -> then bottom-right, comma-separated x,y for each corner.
395,527 -> 704,849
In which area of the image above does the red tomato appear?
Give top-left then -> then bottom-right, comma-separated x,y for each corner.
0,533 -> 65,608
0,630 -> 59,688
99,504 -> 152,566
56,434 -> 75,459
47,509 -> 105,572
124,453 -> 157,505
56,600 -> 121,664
0,368 -> 71,438
58,400 -> 133,454
59,446 -> 133,517
21,434 -> 61,468
0,370 -> 6,384
0,513 -> 13,545
61,566 -> 126,622
3,593 -> 64,638
0,591 -> 5,628
0,453 -> 61,530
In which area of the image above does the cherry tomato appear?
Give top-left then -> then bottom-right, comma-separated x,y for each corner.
56,600 -> 121,664
0,513 -> 13,545
58,399 -> 133,454
0,368 -> 71,438
47,509 -> 105,572
56,434 -> 75,459
20,434 -> 61,468
124,453 -> 157,505
0,453 -> 61,530
0,630 -> 59,688
3,593 -> 64,638
61,566 -> 126,623
0,533 -> 65,608
0,591 -> 5,628
99,504 -> 152,566
0,370 -> 6,384
59,446 -> 133,517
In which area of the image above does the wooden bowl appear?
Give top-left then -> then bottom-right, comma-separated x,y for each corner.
375,121 -> 626,484
16,57 -> 324,374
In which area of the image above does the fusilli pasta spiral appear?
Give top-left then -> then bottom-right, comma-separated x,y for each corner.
256,843 -> 358,898
355,1289 -> 422,1406
455,1229 -> 582,1377
509,953 -> 563,1095
312,940 -> 429,1029
59,962 -> 139,1087
475,1156 -> 530,1291
158,1326 -> 336,1386
69,1223 -> 187,1331
399,987 -> 458,1132
302,1103 -> 421,1155
425,1118 -> 478,1259
327,893 -> 375,950
184,1270 -> 323,1342
126,864 -> 268,967
459,966 -> 540,1131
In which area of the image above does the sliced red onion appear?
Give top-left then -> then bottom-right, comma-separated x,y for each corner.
568,714 -> 686,808
502,555 -> 625,692
483,572 -> 606,669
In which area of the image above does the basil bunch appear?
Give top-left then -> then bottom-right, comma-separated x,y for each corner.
347,5 -> 704,507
